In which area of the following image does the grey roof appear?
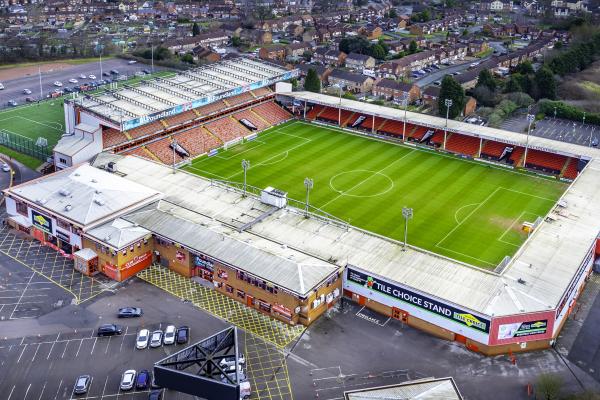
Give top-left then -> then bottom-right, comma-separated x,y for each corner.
85,218 -> 151,250
53,133 -> 94,157
346,52 -> 373,62
6,163 -> 162,228
122,200 -> 338,296
330,69 -> 371,84
375,78 -> 414,91
345,378 -> 463,400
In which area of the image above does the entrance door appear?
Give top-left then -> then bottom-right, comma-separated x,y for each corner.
455,334 -> 467,344
246,295 -> 254,307
392,307 -> 402,320
358,295 -> 366,306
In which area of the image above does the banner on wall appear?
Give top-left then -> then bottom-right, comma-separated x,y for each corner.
194,254 -> 214,271
31,210 -> 53,234
498,319 -> 548,339
346,267 -> 491,333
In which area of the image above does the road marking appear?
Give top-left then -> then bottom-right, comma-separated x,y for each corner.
37,382 -> 47,400
75,338 -> 83,357
61,340 -> 69,359
53,379 -> 63,400
90,337 -> 97,354
9,272 -> 34,319
105,336 -> 111,354
23,383 -> 31,400
31,342 -> 41,362
101,376 -> 109,399
16,344 -> 27,363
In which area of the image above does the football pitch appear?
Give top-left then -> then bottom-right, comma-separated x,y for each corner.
183,120 -> 568,269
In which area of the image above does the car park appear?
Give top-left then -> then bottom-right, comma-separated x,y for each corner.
120,370 -> 136,391
54,81 -> 63,87
73,375 -> 91,395
150,330 -> 163,347
97,324 -> 123,336
176,326 -> 189,344
89,74 -> 96,79
118,307 -> 143,318
136,328 -> 150,349
163,325 -> 176,345
136,369 -> 150,389
22,88 -> 31,94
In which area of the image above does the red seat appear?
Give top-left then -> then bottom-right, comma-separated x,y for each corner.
233,109 -> 270,131
480,140 -> 506,158
252,102 -> 291,125
445,133 -> 480,156
205,117 -> 250,143
524,149 -> 568,173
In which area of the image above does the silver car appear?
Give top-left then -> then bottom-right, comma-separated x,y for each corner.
120,369 -> 136,391
150,330 -> 163,348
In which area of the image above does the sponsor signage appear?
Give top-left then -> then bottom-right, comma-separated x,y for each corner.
31,210 -> 53,234
121,70 -> 298,131
498,319 -> 548,340
122,251 -> 151,270
55,229 -> 70,243
194,254 -> 214,272
347,267 -> 490,333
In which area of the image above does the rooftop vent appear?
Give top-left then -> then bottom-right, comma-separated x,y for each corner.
91,179 -> 98,183
517,278 -> 527,285
59,188 -> 71,196
64,204 -> 72,212
36,198 -> 47,205
94,198 -> 105,206
107,162 -> 116,173
95,189 -> 102,194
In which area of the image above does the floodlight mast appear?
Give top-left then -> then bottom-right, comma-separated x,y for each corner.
241,160 -> 250,197
523,113 -> 535,167
402,207 -> 413,251
304,177 -> 314,217
402,92 -> 409,142
172,137 -> 177,174
444,99 -> 453,150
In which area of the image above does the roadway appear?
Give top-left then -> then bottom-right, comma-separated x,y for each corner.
414,57 -> 484,88
0,58 -> 159,109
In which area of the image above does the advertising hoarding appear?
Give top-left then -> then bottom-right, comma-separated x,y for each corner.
31,210 -> 53,234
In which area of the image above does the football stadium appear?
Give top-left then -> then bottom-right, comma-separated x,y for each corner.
4,58 -> 600,356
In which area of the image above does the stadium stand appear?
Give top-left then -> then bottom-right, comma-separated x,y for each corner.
233,109 -> 271,131
196,100 -> 229,117
480,140 -> 506,159
317,106 -> 341,123
563,158 -> 579,180
251,87 -> 273,98
524,149 -> 568,173
103,128 -> 129,148
128,120 -> 165,140
124,146 -> 155,161
252,102 -> 292,125
165,110 -> 198,127
445,133 -> 480,157
410,126 -> 429,142
431,130 -> 445,146
378,119 -> 406,137
225,92 -> 256,107
174,127 -> 208,157
509,146 -> 525,166
146,138 -> 185,165
205,117 -> 250,143
306,105 -> 324,120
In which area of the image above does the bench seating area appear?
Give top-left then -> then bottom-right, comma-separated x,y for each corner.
233,109 -> 271,131
251,87 -> 272,98
205,117 -> 250,143
306,105 -> 324,120
252,102 -> 292,125
146,139 -> 184,165
103,128 -> 129,148
524,149 -> 568,173
226,91 -> 255,107
445,133 -> 480,156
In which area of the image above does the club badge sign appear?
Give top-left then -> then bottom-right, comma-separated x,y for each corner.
347,267 -> 490,333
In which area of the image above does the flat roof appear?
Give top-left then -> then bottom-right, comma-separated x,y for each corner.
287,91 -> 598,159
5,164 -> 163,229
85,218 -> 151,250
91,140 -> 600,317
74,58 -> 292,129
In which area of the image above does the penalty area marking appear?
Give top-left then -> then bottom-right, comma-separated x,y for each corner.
329,169 -> 394,198
497,210 -> 540,247
260,151 -> 289,166
454,203 -> 480,224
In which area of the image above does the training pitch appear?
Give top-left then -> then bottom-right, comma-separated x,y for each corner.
184,120 -> 568,269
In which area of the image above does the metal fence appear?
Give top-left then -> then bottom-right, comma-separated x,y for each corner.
0,130 -> 51,161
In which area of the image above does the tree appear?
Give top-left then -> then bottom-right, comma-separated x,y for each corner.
371,44 -> 386,60
472,85 -> 497,107
476,69 -> 496,91
339,36 -> 372,55
378,38 -> 389,55
232,36 -> 242,47
515,60 -> 534,75
534,67 -> 556,100
535,373 -> 562,400
342,91 -> 356,100
408,40 -> 418,54
388,8 -> 397,18
504,76 -> 523,93
553,41 -> 563,50
192,22 -> 200,37
304,68 -> 321,93
181,53 -> 195,64
438,76 -> 465,119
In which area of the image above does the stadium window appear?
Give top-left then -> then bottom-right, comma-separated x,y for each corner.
16,201 -> 27,216
59,158 -> 67,164
226,285 -> 233,294
57,219 -> 70,230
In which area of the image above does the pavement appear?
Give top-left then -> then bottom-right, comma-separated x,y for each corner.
0,58 -> 158,109
501,113 -> 599,147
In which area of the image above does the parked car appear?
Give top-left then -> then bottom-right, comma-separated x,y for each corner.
73,375 -> 91,395
0,82 -> 4,89
163,325 -> 176,345
219,354 -> 246,369
118,307 -> 143,318
136,328 -> 150,349
143,69 -> 151,74
79,74 -> 87,79
136,369 -> 150,390
102,71 -> 110,77
2,164 -> 10,172
63,87 -> 73,93
69,78 -> 78,84
25,97 -> 34,102
176,326 -> 189,344
110,69 -> 119,74
149,389 -> 163,400
120,369 -> 136,391
150,330 -> 163,347
22,88 -> 31,94
433,80 -> 441,86
128,60 -> 137,64
53,81 -> 63,87
592,138 -> 599,147
88,74 -> 96,79
7,100 -> 17,107
97,324 -> 123,336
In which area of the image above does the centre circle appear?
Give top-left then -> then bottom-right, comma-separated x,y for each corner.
329,170 -> 394,198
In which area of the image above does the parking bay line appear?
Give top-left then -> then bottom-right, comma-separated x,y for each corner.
90,337 -> 97,354
53,379 -> 63,400
16,344 -> 27,363
30,342 -> 41,362
7,385 -> 15,400
37,382 -> 47,400
61,340 -> 70,359
75,338 -> 84,357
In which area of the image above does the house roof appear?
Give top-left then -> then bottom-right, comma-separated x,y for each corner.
330,69 -> 371,84
346,52 -> 373,62
85,218 -> 150,250
375,78 -> 414,92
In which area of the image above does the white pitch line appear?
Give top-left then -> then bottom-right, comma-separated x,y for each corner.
499,186 -> 557,202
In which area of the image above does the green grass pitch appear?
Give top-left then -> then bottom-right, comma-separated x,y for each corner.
183,120 -> 568,269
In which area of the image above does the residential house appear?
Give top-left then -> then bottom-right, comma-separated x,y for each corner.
259,45 -> 287,61
165,30 -> 230,53
384,50 -> 437,78
468,39 -> 490,56
313,48 -> 347,66
345,53 -> 376,70
240,29 -> 272,45
297,64 -> 332,85
360,24 -> 383,40
192,46 -> 221,63
287,24 -> 305,38
286,42 -> 312,60
372,79 -> 421,102
328,69 -> 374,93
422,86 -> 440,108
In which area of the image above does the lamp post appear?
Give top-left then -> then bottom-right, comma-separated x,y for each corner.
402,207 -> 413,251
172,138 -> 178,174
444,99 -> 453,150
304,177 -> 314,217
523,113 -> 535,167
402,92 -> 409,142
336,84 -> 342,126
241,159 -> 250,196
554,106 -> 557,120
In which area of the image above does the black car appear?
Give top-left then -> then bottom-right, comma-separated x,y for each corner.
102,71 -> 110,77
149,389 -> 163,400
118,307 -> 143,318
136,369 -> 150,390
143,69 -> 151,74
97,324 -> 123,336
176,326 -> 189,344
110,69 -> 119,74
63,87 -> 73,93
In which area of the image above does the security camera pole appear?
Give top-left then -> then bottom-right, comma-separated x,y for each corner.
241,159 -> 250,197
444,99 -> 453,150
402,207 -> 413,251
523,113 -> 535,167
304,177 -> 314,217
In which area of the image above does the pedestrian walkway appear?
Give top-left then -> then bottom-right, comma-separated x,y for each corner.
137,265 -> 305,349
0,226 -> 117,303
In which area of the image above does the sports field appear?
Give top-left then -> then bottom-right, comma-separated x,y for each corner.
183,121 -> 568,269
